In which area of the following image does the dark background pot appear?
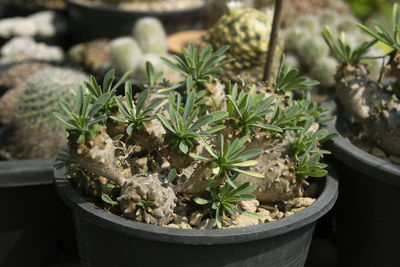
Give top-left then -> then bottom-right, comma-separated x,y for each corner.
65,0 -> 207,43
53,151 -> 338,267
321,98 -> 400,267
0,158 -> 78,267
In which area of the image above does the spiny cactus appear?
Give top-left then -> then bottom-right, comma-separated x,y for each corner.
283,9 -> 378,89
2,67 -> 87,158
0,36 -> 64,64
310,57 -> 337,87
133,17 -> 167,55
201,7 -> 283,83
118,173 -> 177,226
300,36 -> 329,66
109,37 -> 143,76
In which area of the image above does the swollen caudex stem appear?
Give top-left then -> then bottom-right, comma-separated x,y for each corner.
322,3 -> 400,156
118,173 -> 177,226
69,127 -> 128,186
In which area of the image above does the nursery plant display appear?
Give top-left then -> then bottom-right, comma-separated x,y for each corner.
0,67 -> 87,159
201,7 -> 283,83
53,43 -> 338,265
68,17 -> 181,83
282,9 -> 383,89
321,3 -> 400,266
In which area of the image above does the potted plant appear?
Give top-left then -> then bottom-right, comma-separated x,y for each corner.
65,0 -> 208,43
0,66 -> 88,266
53,41 -> 338,266
321,3 -> 400,266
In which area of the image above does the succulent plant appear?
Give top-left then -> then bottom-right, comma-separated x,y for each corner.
282,9 -> 380,90
109,37 -> 143,76
201,7 -> 283,83
310,57 -> 337,87
299,37 -> 329,66
118,173 -> 177,226
55,40 -> 335,228
1,67 -> 87,158
0,36 -> 64,64
194,172 -> 258,228
322,3 -> 400,157
133,17 -> 167,55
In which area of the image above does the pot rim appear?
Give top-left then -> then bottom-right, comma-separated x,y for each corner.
0,158 -> 54,187
321,97 -> 400,187
53,148 -> 338,245
65,0 -> 207,17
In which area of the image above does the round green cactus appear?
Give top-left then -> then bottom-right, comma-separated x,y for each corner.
310,56 -> 337,87
296,15 -> 319,34
299,36 -> 329,66
4,67 -> 87,158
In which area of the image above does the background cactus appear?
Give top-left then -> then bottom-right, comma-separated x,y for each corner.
0,67 -> 87,158
282,9 -> 383,90
0,11 -> 67,39
0,36 -> 64,64
201,7 -> 283,83
109,37 -> 143,77
133,17 -> 167,55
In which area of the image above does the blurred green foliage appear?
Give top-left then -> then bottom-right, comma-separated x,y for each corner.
346,0 -> 393,21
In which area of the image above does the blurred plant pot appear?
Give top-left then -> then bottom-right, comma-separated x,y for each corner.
53,149 -> 338,267
321,98 -> 400,267
0,156 -> 78,267
0,84 -> 78,265
65,0 -> 207,43
167,30 -> 206,55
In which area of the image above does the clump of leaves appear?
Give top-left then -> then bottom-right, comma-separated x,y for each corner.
160,43 -> 234,92
190,135 -> 264,178
357,3 -> 399,52
322,26 -> 377,64
144,61 -> 163,89
53,87 -> 108,143
271,54 -> 320,94
110,81 -> 164,135
277,117 -> 337,178
157,91 -> 227,154
226,83 -> 283,135
84,69 -> 132,115
194,173 -> 259,228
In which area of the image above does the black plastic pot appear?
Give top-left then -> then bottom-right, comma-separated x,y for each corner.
65,0 -> 207,43
321,98 -> 400,267
0,158 -> 78,267
54,150 -> 338,267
